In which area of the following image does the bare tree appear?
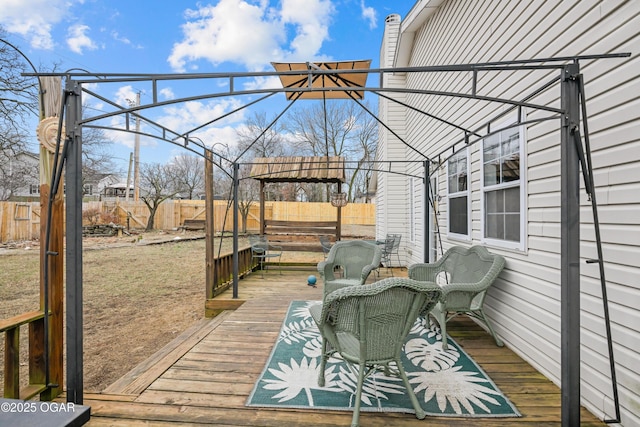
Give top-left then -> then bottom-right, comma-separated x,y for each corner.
0,152 -> 38,200
0,30 -> 39,178
237,165 -> 259,233
82,122 -> 119,188
235,111 -> 296,202
285,100 -> 377,201
168,154 -> 205,199
236,111 -> 289,158
347,109 -> 377,202
139,162 -> 179,231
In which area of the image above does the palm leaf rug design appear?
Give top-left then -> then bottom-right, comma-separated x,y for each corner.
247,301 -> 520,417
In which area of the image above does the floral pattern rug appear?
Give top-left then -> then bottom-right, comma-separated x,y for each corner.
247,301 -> 521,417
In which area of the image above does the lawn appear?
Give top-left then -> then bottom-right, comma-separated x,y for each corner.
0,231 -> 243,392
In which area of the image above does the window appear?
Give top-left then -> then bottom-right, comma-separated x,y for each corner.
83,184 -> 93,196
481,120 -> 525,249
29,184 -> 40,195
447,148 -> 470,239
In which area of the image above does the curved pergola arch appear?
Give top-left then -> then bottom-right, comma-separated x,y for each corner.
27,53 -> 629,421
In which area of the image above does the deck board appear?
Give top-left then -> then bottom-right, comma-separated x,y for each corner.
81,267 -> 607,426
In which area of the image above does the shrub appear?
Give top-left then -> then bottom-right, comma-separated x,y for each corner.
82,207 -> 102,225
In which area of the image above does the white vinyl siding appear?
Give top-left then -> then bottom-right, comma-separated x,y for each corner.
376,14 -> 408,255
378,1 -> 640,425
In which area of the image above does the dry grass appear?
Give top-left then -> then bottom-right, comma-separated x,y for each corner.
0,225 -> 373,394
0,231 -> 246,393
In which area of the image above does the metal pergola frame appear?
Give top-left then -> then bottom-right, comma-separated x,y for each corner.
27,53 -> 629,425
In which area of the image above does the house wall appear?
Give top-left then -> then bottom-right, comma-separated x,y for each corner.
378,1 -> 639,425
376,14 -> 412,265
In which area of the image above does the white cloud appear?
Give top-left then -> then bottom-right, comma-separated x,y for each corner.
242,75 -> 285,92
360,1 -> 377,30
113,85 -> 139,108
168,0 -> 335,72
0,0 -> 72,49
157,99 -> 246,134
66,24 -> 98,54
159,88 -> 175,100
280,0 -> 334,57
111,30 -> 143,49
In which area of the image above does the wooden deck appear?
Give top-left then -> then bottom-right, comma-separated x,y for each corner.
79,266 -> 607,426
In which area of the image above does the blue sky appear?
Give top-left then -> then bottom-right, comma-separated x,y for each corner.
1,0 -> 416,172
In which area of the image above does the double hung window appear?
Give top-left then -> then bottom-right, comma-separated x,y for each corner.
447,149 -> 470,239
481,121 -> 525,250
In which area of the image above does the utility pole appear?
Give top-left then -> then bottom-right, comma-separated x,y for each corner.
127,92 -> 141,201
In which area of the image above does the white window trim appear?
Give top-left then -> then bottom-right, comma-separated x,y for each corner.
409,176 -> 416,244
428,174 -> 439,263
480,116 -> 527,252
446,147 -> 471,241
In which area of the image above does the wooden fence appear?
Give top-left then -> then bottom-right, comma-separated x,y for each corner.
0,200 -> 374,243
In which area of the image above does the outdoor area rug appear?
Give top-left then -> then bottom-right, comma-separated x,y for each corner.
247,300 -> 521,418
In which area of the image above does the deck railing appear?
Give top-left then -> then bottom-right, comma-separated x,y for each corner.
205,246 -> 258,317
0,310 -> 48,399
210,246 -> 256,298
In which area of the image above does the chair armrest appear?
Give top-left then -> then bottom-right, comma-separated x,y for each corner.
408,263 -> 444,282
438,281 -> 487,295
360,264 -> 377,283
318,260 -> 331,278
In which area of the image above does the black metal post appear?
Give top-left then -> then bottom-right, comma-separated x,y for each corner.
65,78 -> 84,404
232,162 -> 239,299
560,63 -> 581,426
424,160 -> 430,263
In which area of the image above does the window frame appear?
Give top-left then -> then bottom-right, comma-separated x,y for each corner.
446,147 -> 471,241
409,176 -> 416,244
480,116 -> 527,251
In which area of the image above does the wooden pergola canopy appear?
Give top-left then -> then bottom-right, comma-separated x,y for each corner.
249,156 -> 346,184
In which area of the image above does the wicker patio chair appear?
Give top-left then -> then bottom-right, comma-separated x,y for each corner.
309,277 -> 442,427
249,234 -> 282,278
317,240 -> 382,298
408,245 -> 506,350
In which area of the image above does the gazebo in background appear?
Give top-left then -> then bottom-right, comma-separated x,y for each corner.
249,156 -> 346,249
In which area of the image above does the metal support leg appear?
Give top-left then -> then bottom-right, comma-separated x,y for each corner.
560,63 -> 581,427
65,79 -> 84,404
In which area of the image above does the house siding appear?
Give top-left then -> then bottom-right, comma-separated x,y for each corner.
376,14 -> 410,265
378,0 -> 639,425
